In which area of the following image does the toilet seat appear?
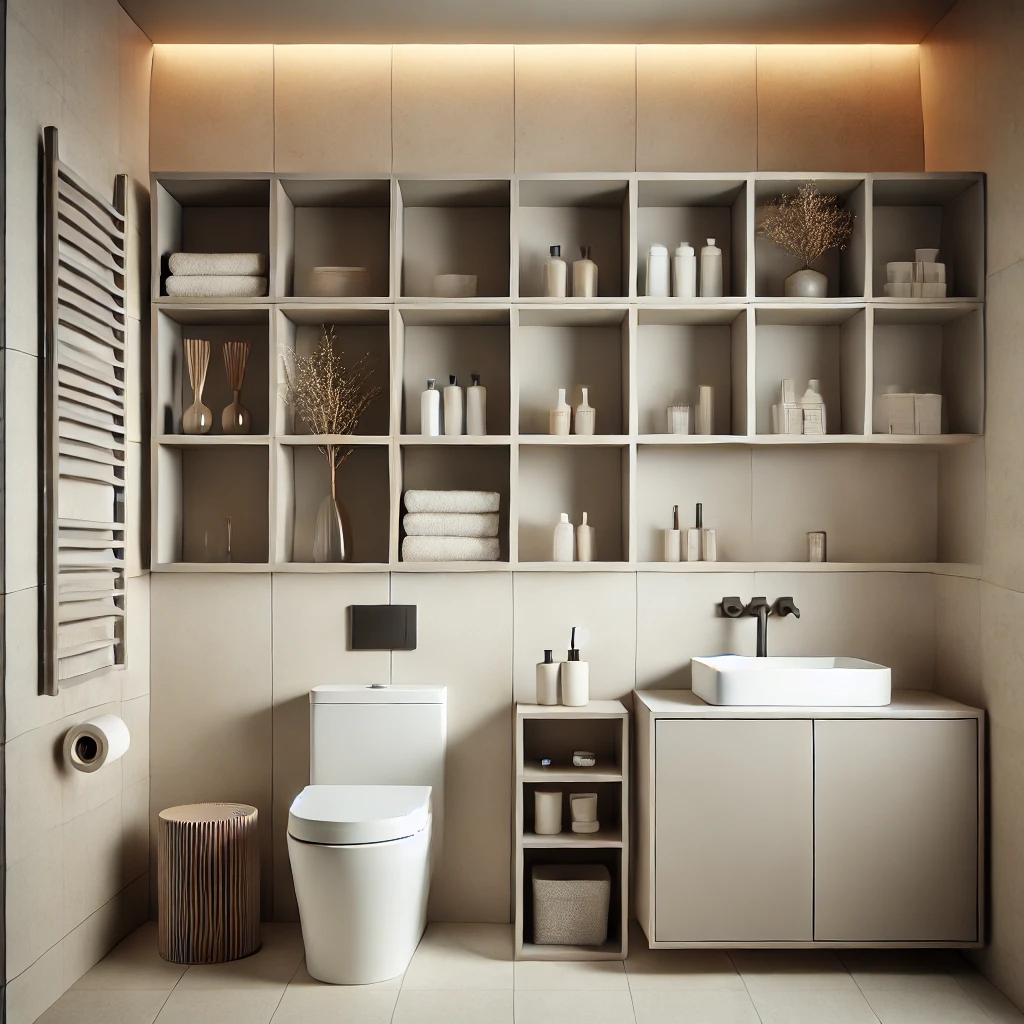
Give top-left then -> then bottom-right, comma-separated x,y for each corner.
289,784 -> 431,846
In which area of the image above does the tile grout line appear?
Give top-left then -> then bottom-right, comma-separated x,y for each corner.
839,955 -> 885,1024
726,951 -> 766,1024
948,965 -> 1003,1024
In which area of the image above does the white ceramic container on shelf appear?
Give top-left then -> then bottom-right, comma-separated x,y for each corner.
784,268 -> 828,297
699,239 -> 723,297
574,387 -> 596,435
433,274 -> 477,298
646,244 -> 671,297
309,266 -> 371,297
673,242 -> 697,297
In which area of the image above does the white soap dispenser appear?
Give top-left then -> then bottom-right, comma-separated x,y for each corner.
560,626 -> 590,707
536,649 -> 559,705
699,238 -> 724,297
543,245 -> 568,298
673,241 -> 697,298
573,246 -> 598,298
576,512 -> 595,562
467,372 -> 487,436
443,375 -> 463,436
646,244 -> 671,297
553,513 -> 575,562
420,378 -> 440,436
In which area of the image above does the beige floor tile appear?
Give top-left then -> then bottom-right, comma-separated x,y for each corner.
36,988 -> 168,1024
950,964 -> 1024,1024
73,924 -> 186,991
840,949 -> 961,992
625,945 -> 744,991
750,988 -> 881,1024
271,979 -> 398,1024
631,989 -> 760,1024
514,989 -> 635,1024
155,988 -> 283,1024
174,925 -> 303,991
864,988 -> 992,1024
402,923 -> 513,990
729,949 -> 859,993
287,961 -> 402,992
514,959 -> 627,991
392,989 -> 513,1024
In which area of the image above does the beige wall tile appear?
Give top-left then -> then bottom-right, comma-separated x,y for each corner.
118,8 -> 152,180
515,46 -> 636,172
866,45 -> 925,172
270,573 -> 391,920
6,720 -> 65,864
937,442 -> 985,565
512,573 -> 637,702
150,574 -> 274,913
62,877 -> 147,989
391,573 -> 513,924
120,695 -> 150,787
122,575 -> 152,701
127,441 -> 149,577
6,827 -> 65,978
122,779 -> 151,887
58,97 -> 120,199
62,0 -> 120,160
126,318 -> 146,443
933,574 -> 982,708
64,796 -> 124,931
637,46 -> 757,171
4,351 -> 40,591
393,45 -> 513,175
979,580 -> 1024,728
9,0 -> 63,67
61,669 -> 122,719
6,943 -> 65,1024
150,44 -> 274,172
274,45 -> 392,173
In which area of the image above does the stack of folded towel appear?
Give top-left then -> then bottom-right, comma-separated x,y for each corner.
402,490 -> 501,562
165,253 -> 268,298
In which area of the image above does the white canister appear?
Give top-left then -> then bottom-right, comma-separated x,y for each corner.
561,657 -> 589,707
646,244 -> 671,297
570,792 -> 598,824
700,238 -> 724,297
534,790 -> 563,835
536,650 -> 559,705
673,242 -> 697,298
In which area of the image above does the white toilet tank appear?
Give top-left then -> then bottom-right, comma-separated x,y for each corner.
309,685 -> 446,840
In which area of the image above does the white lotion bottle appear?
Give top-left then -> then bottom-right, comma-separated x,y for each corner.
646,244 -> 671,297
443,375 -> 463,436
573,246 -> 598,298
686,502 -> 703,561
536,649 -> 559,705
576,512 -> 594,562
700,238 -> 724,297
574,387 -> 596,435
560,627 -> 589,707
466,373 -> 487,436
420,378 -> 440,436
549,388 -> 571,435
673,241 -> 696,297
664,504 -> 682,562
543,245 -> 568,298
553,512 -> 575,562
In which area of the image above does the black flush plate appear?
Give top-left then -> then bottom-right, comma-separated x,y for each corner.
349,605 -> 417,651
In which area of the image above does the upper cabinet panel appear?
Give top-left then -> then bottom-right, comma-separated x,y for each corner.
274,45 -> 392,174
515,46 -> 636,172
151,45 -> 274,172
393,45 -> 514,175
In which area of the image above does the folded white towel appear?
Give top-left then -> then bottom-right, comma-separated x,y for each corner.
165,276 -> 268,298
404,489 -> 500,514
402,536 -> 501,562
403,512 -> 499,539
168,252 -> 268,277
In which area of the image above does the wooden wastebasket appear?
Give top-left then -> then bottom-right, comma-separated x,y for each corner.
158,803 -> 261,964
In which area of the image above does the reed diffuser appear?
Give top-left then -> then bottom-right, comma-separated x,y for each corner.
183,337 -> 212,434
221,340 -> 252,434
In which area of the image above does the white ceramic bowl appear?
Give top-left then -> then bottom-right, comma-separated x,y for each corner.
309,266 -> 371,298
433,274 -> 477,298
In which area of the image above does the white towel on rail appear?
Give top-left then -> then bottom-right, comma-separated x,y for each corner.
404,489 -> 500,514
168,252 -> 268,276
165,276 -> 268,298
403,512 -> 499,538
401,536 -> 501,562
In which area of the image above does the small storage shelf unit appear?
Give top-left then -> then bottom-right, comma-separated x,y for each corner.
513,701 -> 630,961
149,172 -> 985,572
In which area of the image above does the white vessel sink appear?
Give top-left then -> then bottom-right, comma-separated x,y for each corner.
691,655 -> 892,707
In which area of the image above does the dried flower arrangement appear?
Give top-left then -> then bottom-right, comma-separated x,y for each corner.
758,182 -> 855,268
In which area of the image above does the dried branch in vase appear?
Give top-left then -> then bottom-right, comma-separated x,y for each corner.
758,182 -> 855,268
280,324 -> 383,471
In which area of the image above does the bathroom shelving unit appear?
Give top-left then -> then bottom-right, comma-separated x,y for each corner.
513,701 -> 630,961
149,171 -> 985,572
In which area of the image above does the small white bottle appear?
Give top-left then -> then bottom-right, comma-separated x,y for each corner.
686,502 -> 703,562
420,378 -> 440,436
700,238 -> 724,297
573,246 -> 598,298
466,373 -> 487,436
543,245 -> 568,298
443,375 -> 463,436
576,512 -> 594,562
536,649 -> 559,705
549,388 -> 571,435
560,627 -> 589,707
646,244 -> 671,297
664,504 -> 682,562
574,387 -> 596,435
673,241 -> 697,298
553,513 -> 575,562
702,527 -> 718,562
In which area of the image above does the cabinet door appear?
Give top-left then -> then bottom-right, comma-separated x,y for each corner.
654,719 -> 813,942
814,719 -> 979,942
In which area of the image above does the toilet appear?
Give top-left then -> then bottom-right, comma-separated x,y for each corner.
287,685 -> 446,985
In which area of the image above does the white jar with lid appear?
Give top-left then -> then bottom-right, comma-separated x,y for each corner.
673,242 -> 697,298
646,244 -> 671,297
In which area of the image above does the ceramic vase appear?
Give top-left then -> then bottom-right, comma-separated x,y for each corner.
313,457 -> 352,563
183,337 -> 212,434
574,387 -> 596,435
221,340 -> 252,435
784,268 -> 828,298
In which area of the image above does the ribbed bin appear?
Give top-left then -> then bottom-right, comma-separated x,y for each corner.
158,803 -> 261,964
532,864 -> 611,946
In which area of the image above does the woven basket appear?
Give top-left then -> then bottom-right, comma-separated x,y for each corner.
532,864 -> 611,946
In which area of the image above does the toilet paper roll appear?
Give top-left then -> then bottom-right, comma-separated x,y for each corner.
63,714 -> 130,773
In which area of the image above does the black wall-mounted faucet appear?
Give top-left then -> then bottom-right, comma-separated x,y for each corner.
719,596 -> 801,657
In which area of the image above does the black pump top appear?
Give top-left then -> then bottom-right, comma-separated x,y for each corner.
568,625 -> 580,661
696,502 -> 703,529
550,245 -> 561,257
543,649 -> 553,664
472,373 -> 481,386
427,378 -> 436,389
449,374 -> 457,386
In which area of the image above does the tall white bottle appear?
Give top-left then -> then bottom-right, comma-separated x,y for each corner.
560,627 -> 589,707
699,238 -> 724,297
553,513 -> 575,562
576,512 -> 594,562
543,245 -> 568,298
466,373 -> 487,436
673,241 -> 696,298
420,378 -> 440,436
443,374 -> 463,436
536,650 -> 559,705
646,244 -> 671,297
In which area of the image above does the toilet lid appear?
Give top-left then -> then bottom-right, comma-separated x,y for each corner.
288,785 -> 431,846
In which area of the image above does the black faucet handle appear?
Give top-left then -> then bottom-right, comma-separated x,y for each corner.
720,597 -> 746,618
774,596 -> 801,618
746,597 -> 770,616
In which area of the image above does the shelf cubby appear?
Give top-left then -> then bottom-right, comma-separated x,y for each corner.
518,179 -> 631,299
517,306 -> 629,437
153,176 -> 271,300
754,176 -> 867,299
398,306 -> 511,435
154,441 -> 270,566
275,177 -> 392,300
871,305 -> 984,435
754,305 -> 868,436
636,178 -> 747,298
871,175 -> 984,301
636,306 -> 749,436
397,179 -> 511,299
154,306 -> 271,437
517,443 -> 630,563
274,440 -> 391,565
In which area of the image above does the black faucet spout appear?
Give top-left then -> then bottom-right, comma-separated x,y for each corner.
746,597 -> 771,658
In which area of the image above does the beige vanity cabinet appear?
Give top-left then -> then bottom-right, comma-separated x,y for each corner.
635,690 -> 984,949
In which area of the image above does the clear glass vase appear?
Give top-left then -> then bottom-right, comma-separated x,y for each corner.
313,465 -> 352,563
